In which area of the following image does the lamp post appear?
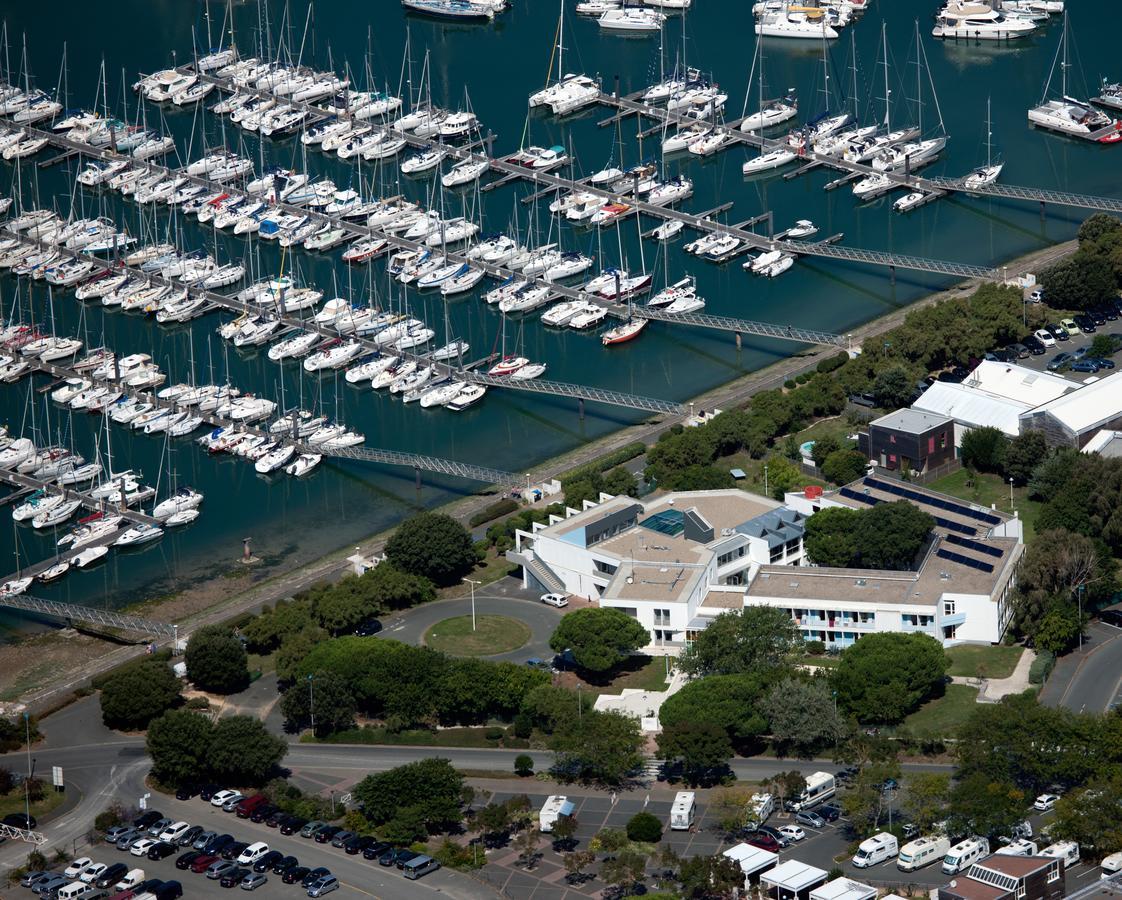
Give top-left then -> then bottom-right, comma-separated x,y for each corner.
1077,584 -> 1085,652
576,683 -> 582,722
24,713 -> 32,826
465,578 -> 481,632
307,674 -> 315,731
764,464 -> 769,497
1009,476 -> 1015,511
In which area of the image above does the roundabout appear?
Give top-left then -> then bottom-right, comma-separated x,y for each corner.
423,612 -> 533,656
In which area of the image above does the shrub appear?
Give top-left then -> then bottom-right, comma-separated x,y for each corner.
485,727 -> 505,741
805,640 -> 826,656
560,442 -> 646,487
796,372 -> 811,384
185,697 -> 210,710
817,352 -> 848,374
514,754 -> 534,776
469,498 -> 520,528
1029,650 -> 1055,685
93,804 -> 125,834
784,379 -> 797,390
626,811 -> 663,843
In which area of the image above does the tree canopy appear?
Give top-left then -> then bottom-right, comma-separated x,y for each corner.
207,715 -> 288,785
185,625 -> 249,694
384,512 -> 477,586
146,710 -> 214,786
678,607 -> 800,678
833,633 -> 948,723
548,608 -> 649,673
280,670 -> 356,735
658,673 -> 769,748
656,721 -> 733,786
961,426 -> 1008,475
99,659 -> 181,730
549,710 -> 645,786
760,677 -> 845,757
353,758 -> 464,833
804,501 -> 933,571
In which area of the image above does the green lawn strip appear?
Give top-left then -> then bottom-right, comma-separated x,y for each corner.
945,644 -> 1023,679
424,614 -> 531,656
901,684 -> 979,738
576,656 -> 671,695
0,787 -> 66,821
798,655 -> 841,669
311,726 -> 532,749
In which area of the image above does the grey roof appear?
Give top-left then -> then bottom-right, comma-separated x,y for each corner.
736,508 -> 805,546
872,407 -> 953,434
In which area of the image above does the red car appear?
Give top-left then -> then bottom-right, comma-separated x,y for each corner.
190,854 -> 220,874
745,832 -> 781,853
236,794 -> 269,819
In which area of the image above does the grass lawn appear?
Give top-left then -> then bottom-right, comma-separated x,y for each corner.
436,550 -> 518,600
945,644 -> 1024,680
0,787 -> 66,822
927,469 -> 1042,540
799,655 -> 841,669
424,614 -> 531,656
721,452 -> 829,500
901,684 -> 979,738
568,655 -> 671,695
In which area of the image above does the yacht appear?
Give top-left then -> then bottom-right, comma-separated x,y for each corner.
285,453 -> 323,477
602,319 -> 647,346
932,2 -> 1036,39
445,383 -> 487,411
756,6 -> 839,39
742,147 -> 798,174
598,7 -> 666,31
871,136 -> 948,172
741,95 -> 798,132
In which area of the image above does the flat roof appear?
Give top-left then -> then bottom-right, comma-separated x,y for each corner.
872,408 -> 952,434
723,842 -> 779,875
1026,370 -> 1122,434
1083,429 -> 1122,457
762,860 -> 829,891
963,360 -> 1076,406
809,878 -> 877,900
914,382 -> 1027,436
605,560 -> 708,604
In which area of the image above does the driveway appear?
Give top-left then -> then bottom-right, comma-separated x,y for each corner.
380,577 -> 565,662
1040,621 -> 1122,713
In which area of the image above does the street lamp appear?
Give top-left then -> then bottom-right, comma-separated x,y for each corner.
307,674 -> 315,730
764,464 -> 769,497
1077,584 -> 1085,652
1009,476 -> 1015,511
465,578 -> 481,632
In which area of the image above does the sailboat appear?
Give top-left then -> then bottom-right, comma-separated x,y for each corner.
964,96 -> 1004,189
740,32 -> 798,132
1028,13 -> 1121,142
528,0 -> 599,115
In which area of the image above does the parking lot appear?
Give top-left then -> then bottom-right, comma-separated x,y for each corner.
1001,301 -> 1122,379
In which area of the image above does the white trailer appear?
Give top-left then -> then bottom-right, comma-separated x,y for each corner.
670,792 -> 696,831
539,795 -> 575,833
791,772 -> 835,810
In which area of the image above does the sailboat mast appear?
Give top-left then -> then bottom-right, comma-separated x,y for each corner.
882,22 -> 890,131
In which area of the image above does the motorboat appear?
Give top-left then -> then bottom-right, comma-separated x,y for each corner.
33,498 -> 83,529
504,145 -> 569,171
932,1 -> 1037,39
442,157 -> 489,188
747,249 -> 796,277
114,523 -> 164,546
255,444 -> 297,474
785,219 -> 818,238
893,191 -> 934,212
70,545 -> 109,569
598,7 -> 666,31
755,5 -> 840,39
445,383 -> 487,411
652,220 -> 684,241
401,147 -> 449,175
152,487 -> 203,520
964,163 -> 1004,190
871,137 -> 948,172
285,453 -> 323,476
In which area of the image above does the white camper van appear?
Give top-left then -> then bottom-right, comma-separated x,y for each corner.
1041,842 -> 1080,867
539,795 -> 575,833
1101,851 -> 1122,879
749,793 -> 775,825
996,839 -> 1038,857
898,835 -> 951,871
853,833 -> 899,868
670,792 -> 696,831
943,837 -> 990,874
790,772 -> 835,811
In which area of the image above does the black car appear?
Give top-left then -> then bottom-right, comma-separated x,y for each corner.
313,826 -> 342,844
272,855 -> 299,875
1100,609 -> 1122,627
302,867 -> 331,889
250,805 -> 278,824
154,881 -> 183,900
395,851 -> 421,870
1022,334 -> 1046,355
220,867 -> 250,888
198,784 -> 221,802
176,851 -> 203,870
205,834 -> 236,855
282,867 -> 311,886
279,816 -> 307,836
4,812 -> 38,830
174,784 -> 198,801
135,880 -> 165,897
818,803 -> 843,822
344,835 -> 375,855
265,810 -> 288,828
177,825 -> 204,848
1074,314 -> 1098,333
987,348 -> 1017,362
253,851 -> 284,873
221,841 -> 249,861
95,863 -> 130,888
1095,303 -> 1119,322
1088,308 -> 1108,326
148,841 -> 178,860
133,810 -> 163,830
1045,323 -> 1069,341
354,618 -> 383,637
362,841 -> 392,861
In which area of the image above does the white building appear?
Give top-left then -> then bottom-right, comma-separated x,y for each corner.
510,478 -> 1023,654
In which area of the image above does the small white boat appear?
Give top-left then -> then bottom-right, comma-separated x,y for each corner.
70,545 -> 109,568
114,523 -> 164,546
598,7 -> 666,31
785,219 -> 818,238
285,453 -> 322,476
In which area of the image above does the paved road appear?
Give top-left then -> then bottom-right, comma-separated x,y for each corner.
1040,620 -> 1122,713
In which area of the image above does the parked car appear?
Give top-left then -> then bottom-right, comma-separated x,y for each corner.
219,868 -> 250,889
252,851 -> 283,873
1034,794 -> 1060,811
379,848 -> 408,867
174,852 -> 202,872
152,881 -> 181,900
540,593 -> 569,608
1022,335 -> 1046,355
1046,352 -> 1074,371
198,785 -> 220,802
312,826 -> 341,845
132,812 -> 162,831
114,830 -> 144,851
240,873 -> 267,892
176,826 -> 203,848
1074,314 -> 1097,333
220,842 -> 249,862
235,795 -> 270,819
281,868 -> 311,886
1099,609 -> 1122,627
795,811 -> 827,829
113,870 -> 145,892
221,796 -> 244,813
1029,289 -> 1044,302
146,819 -> 173,838
756,826 -> 790,848
146,843 -> 177,861
1006,342 -> 1030,359
778,825 -> 807,842
130,840 -> 159,858
105,827 -> 134,844
248,805 -> 277,825
1060,317 -> 1081,334
353,619 -> 382,637
818,804 -> 843,822
306,875 -> 339,898
1033,329 -> 1056,348
237,843 -> 270,866
343,836 -> 374,855
1045,323 -> 1069,341
329,831 -> 355,849
301,868 -> 331,889
80,863 -> 110,884
209,790 -> 241,809
265,811 -> 288,829
21,871 -> 53,889
191,832 -> 217,852
271,856 -> 299,876
362,842 -> 392,861
204,835 -> 235,856
986,348 -> 1017,363
189,855 -> 219,875
96,865 -> 130,889
1089,357 -> 1116,369
65,859 -> 95,879
174,785 -> 198,802
1070,359 -> 1101,373
300,821 -> 328,839
280,817 -> 308,836
1087,308 -> 1108,326
205,860 -> 237,881
744,832 -> 781,853
33,875 -> 69,896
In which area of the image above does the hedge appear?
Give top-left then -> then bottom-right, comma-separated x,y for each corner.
469,498 -> 520,528
817,352 -> 849,374
560,442 -> 646,487
1029,650 -> 1055,685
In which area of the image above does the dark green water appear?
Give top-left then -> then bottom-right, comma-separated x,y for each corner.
0,1 -> 1114,634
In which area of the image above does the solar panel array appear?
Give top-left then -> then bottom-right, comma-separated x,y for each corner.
840,488 -> 881,507
944,533 -> 1004,558
936,547 -> 995,573
967,866 -> 1019,893
863,477 -> 1002,526
933,517 -> 977,537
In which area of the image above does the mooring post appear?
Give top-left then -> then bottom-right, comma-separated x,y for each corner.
613,74 -> 620,100
415,466 -> 421,492
578,397 -> 585,421
735,331 -> 742,351
890,265 -> 896,287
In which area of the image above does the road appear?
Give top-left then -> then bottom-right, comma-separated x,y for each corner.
1040,620 -> 1122,713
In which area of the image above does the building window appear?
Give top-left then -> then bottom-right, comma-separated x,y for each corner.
889,434 -> 896,444
1047,863 -> 1060,884
717,546 -> 747,567
784,538 -> 801,557
594,560 -> 618,575
944,599 -> 956,616
928,436 -> 935,454
889,454 -> 897,464
770,544 -> 784,563
654,609 -> 672,626
939,432 -> 947,449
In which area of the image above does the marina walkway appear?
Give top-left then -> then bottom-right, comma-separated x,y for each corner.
0,592 -> 176,638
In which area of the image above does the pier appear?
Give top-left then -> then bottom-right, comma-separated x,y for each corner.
0,592 -> 177,638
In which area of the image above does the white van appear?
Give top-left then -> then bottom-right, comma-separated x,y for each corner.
853,833 -> 899,868
57,883 -> 98,900
402,855 -> 442,880
114,870 -> 145,892
749,793 -> 774,825
1101,851 -> 1122,879
898,835 -> 951,871
943,837 -> 990,874
790,772 -> 836,811
1041,842 -> 1080,867
539,795 -> 575,833
996,839 -> 1038,857
670,792 -> 696,831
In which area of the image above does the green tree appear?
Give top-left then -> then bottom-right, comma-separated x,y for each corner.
961,426 -> 1009,475
678,854 -> 742,900
810,434 -> 841,468
764,455 -> 803,501
185,625 -> 249,694
562,850 -> 596,884
353,758 -> 464,827
809,501 -> 935,570
602,467 -> 639,498
600,850 -> 648,894
1040,250 -> 1116,311
903,772 -> 951,832
1051,775 -> 1122,856
1004,431 -> 1048,486
1077,212 -> 1122,245
656,721 -> 733,785
822,449 -> 868,486
760,677 -> 845,757
521,684 -> 593,734
1033,602 -> 1084,655
659,674 -> 769,748
384,512 -> 477,586
550,813 -> 578,851
627,811 -> 663,843
275,625 -> 328,683
873,366 -> 916,410
946,773 -> 1026,840
842,758 -> 903,835
241,599 -> 315,653
803,506 -> 861,567
99,659 -> 181,730
207,715 -> 287,784
279,670 -> 356,735
834,633 -> 948,723
549,710 -> 644,786
474,802 -> 512,842
1090,333 -> 1119,360
678,607 -> 800,678
146,710 -> 214,785
548,608 -> 649,673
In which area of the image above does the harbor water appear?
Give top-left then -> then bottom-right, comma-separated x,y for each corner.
0,0 -> 1115,636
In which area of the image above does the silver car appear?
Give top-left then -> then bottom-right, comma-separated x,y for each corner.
240,873 -> 268,892
115,829 -> 143,851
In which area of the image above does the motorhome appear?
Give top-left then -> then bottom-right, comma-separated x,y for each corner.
996,839 -> 1039,857
749,793 -> 774,825
790,772 -> 835,811
1101,851 -> 1122,879
539,795 -> 575,833
1041,842 -> 1080,867
853,833 -> 899,868
670,792 -> 696,831
943,837 -> 990,874
898,835 -> 951,871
